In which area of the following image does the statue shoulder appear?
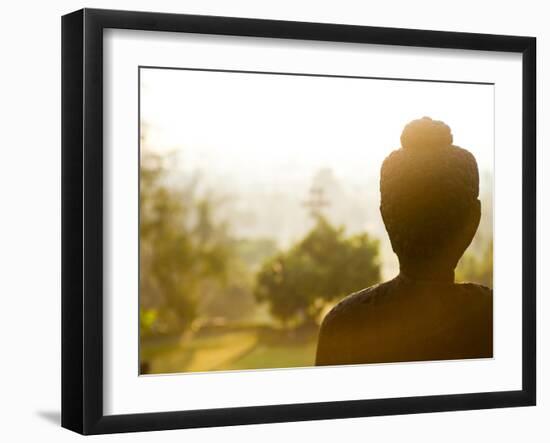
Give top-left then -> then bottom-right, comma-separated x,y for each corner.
457,282 -> 493,299
316,280 -> 396,366
321,279 -> 396,329
454,282 -> 493,313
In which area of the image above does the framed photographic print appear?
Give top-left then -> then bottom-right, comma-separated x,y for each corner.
61,8 -> 536,435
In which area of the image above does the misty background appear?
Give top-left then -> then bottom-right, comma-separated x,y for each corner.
139,68 -> 493,374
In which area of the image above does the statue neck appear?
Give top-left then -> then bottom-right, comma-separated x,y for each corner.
398,260 -> 455,284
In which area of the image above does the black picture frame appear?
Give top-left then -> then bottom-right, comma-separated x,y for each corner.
62,8 -> 536,435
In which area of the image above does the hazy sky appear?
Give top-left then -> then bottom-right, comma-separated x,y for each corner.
140,67 -> 494,278
140,67 -> 493,191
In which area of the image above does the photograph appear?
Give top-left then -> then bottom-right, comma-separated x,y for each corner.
57,6 -> 537,436
138,67 -> 494,375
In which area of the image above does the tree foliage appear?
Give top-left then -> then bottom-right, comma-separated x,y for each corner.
254,217 -> 381,327
140,152 -> 232,336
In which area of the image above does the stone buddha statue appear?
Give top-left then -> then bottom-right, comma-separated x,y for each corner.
316,117 -> 492,366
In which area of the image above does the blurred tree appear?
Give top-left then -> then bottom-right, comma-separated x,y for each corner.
233,238 -> 277,270
254,217 -> 381,327
196,238 -> 278,322
140,151 -> 232,337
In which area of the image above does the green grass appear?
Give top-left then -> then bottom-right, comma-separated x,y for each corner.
141,326 -> 319,374
221,340 -> 317,371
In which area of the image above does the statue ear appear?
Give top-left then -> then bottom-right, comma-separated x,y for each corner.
462,199 -> 481,249
471,199 -> 481,235
380,204 -> 398,254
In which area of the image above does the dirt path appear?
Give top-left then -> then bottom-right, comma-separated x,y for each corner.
184,332 -> 258,372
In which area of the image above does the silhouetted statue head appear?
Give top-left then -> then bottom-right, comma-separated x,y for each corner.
380,117 -> 481,279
